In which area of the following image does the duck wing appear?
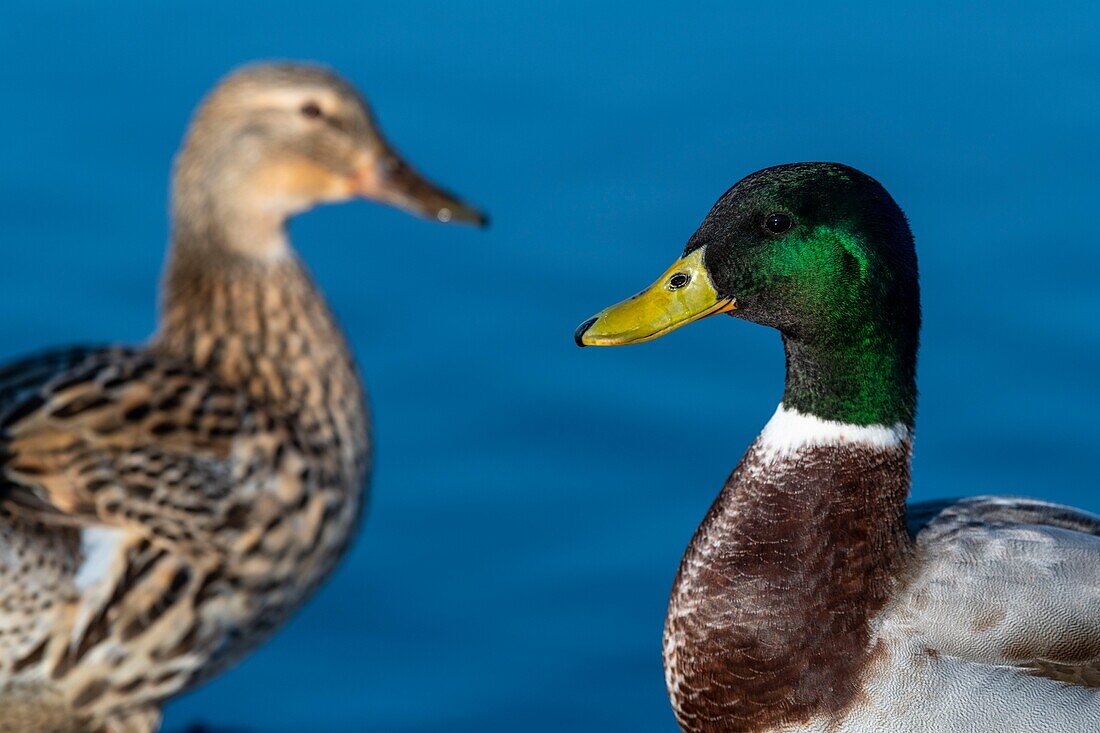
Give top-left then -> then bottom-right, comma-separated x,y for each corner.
902,495 -> 1100,686
0,346 -> 110,413
0,347 -> 275,557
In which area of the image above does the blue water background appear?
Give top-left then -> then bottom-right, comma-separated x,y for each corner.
1,2 -> 1098,730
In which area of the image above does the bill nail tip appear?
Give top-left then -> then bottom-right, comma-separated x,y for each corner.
574,316 -> 598,347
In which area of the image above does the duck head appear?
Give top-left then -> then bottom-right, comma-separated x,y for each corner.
575,163 -> 921,426
172,63 -> 486,258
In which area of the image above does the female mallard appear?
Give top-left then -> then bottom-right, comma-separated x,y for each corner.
576,163 -> 1100,732
0,63 -> 484,733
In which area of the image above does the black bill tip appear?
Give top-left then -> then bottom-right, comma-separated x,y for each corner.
574,316 -> 598,347
437,203 -> 489,229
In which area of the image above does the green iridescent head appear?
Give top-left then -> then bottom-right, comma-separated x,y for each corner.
576,163 -> 921,427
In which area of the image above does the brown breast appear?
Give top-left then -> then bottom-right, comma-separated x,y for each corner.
663,438 -> 912,732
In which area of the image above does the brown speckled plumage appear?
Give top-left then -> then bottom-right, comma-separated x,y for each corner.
0,61 -> 482,732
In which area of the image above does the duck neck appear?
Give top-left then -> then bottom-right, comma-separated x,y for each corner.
781,320 -> 917,428
169,170 -> 294,262
153,232 -> 366,442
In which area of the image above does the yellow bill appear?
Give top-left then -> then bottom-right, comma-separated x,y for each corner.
575,247 -> 736,347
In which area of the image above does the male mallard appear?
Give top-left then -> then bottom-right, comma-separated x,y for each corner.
576,163 -> 1100,732
0,63 -> 484,733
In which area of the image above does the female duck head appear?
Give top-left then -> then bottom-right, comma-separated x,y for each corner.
171,62 -> 487,258
575,163 -> 920,427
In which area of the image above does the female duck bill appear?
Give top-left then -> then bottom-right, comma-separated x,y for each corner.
349,143 -> 488,227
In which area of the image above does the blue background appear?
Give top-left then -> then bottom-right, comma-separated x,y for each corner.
1,2 -> 1098,731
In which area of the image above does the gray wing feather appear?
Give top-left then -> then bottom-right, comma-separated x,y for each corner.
903,495 -> 1100,675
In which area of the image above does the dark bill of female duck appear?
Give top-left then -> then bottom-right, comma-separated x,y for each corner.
351,140 -> 488,227
574,247 -> 736,346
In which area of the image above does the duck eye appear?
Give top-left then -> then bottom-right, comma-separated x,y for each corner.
668,273 -> 691,290
764,212 -> 793,234
300,102 -> 323,119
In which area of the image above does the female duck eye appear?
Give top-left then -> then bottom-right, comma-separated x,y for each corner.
668,273 -> 690,290
764,212 -> 793,234
300,102 -> 323,119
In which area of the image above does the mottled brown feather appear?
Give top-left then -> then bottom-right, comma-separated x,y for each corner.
0,63 -> 376,731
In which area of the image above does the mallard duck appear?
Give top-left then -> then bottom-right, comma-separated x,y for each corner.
575,163 -> 1100,732
0,63 -> 485,733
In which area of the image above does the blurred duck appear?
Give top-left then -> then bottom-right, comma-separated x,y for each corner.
576,163 -> 1100,732
0,63 -> 484,733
